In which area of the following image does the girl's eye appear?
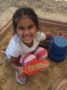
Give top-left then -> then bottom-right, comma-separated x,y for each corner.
17,24 -> 35,30
17,26 -> 24,30
28,25 -> 34,29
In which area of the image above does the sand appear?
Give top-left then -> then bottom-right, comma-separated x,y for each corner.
0,27 -> 67,90
0,0 -> 67,90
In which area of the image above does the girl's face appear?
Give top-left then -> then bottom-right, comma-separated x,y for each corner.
16,16 -> 37,47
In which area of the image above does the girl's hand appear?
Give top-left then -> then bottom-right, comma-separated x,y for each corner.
46,32 -> 53,39
18,66 -> 24,75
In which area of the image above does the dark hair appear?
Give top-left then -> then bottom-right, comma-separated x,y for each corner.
12,7 -> 39,33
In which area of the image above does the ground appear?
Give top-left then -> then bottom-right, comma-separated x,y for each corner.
0,0 -> 67,90
0,0 -> 67,15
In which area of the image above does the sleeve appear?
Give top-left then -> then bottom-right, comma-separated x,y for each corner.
36,32 -> 46,41
6,37 -> 20,59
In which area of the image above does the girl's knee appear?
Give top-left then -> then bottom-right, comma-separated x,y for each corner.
34,47 -> 48,59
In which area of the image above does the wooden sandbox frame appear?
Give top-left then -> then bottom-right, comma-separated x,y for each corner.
0,7 -> 67,41
0,7 -> 67,90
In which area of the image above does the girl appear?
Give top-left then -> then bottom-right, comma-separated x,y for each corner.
6,7 -> 50,84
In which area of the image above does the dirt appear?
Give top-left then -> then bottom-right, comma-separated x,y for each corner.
0,27 -> 67,90
0,0 -> 67,15
0,0 -> 67,90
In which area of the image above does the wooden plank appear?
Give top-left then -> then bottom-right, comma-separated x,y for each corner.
0,7 -> 17,30
35,9 -> 67,23
0,7 -> 67,41
0,7 -> 17,40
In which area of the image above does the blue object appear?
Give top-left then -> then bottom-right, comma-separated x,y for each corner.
48,36 -> 67,62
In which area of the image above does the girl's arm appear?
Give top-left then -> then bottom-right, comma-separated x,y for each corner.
39,32 -> 52,48
45,32 -> 52,40
9,57 -> 23,74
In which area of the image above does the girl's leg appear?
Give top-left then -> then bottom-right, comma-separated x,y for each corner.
16,53 -> 37,84
16,71 -> 27,84
34,47 -> 48,59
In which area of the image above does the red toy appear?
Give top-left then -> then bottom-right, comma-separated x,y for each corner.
23,59 -> 49,76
